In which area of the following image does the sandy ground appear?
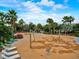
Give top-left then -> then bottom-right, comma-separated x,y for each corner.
14,33 -> 79,59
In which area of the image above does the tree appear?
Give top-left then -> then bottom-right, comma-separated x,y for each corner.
43,24 -> 49,33
0,10 -> 19,47
47,18 -> 54,24
29,22 -> 36,32
47,18 -> 57,34
52,22 -> 58,34
0,12 -> 5,22
62,16 -> 69,24
73,23 -> 79,36
69,16 -> 74,24
62,16 -> 75,34
62,16 -> 74,24
0,21 -> 12,46
73,23 -> 79,31
6,10 -> 17,33
36,23 -> 43,32
23,24 -> 29,32
18,19 -> 25,31
47,18 -> 54,33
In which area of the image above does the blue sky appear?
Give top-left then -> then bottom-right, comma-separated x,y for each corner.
0,0 -> 79,24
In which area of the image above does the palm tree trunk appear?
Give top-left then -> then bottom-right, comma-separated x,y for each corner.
12,20 -> 15,33
49,27 -> 50,34
53,27 -> 55,34
65,30 -> 67,35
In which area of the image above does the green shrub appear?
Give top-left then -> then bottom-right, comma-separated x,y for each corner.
0,23 -> 13,46
74,31 -> 79,37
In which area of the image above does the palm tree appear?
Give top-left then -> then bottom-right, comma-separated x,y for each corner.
0,21 -> 12,46
53,22 -> 58,34
62,16 -> 75,34
23,24 -> 29,32
6,10 -> 17,33
47,18 -> 54,24
43,24 -> 49,33
62,16 -> 74,24
47,18 -> 54,34
62,16 -> 69,34
36,23 -> 43,32
69,16 -> 74,24
18,19 -> 25,32
29,22 -> 36,32
47,18 -> 57,34
0,12 -> 5,22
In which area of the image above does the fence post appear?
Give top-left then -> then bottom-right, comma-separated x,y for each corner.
30,33 -> 32,48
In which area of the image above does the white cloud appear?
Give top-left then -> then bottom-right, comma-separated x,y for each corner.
1,0 -> 78,24
53,4 -> 68,10
18,12 -> 72,25
63,13 -> 71,16
0,0 -> 69,12
37,0 -> 68,10
22,1 -> 45,13
0,0 -> 21,8
37,0 -> 55,6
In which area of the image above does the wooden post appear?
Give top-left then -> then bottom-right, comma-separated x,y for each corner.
33,33 -> 35,41
59,30 -> 60,39
30,33 -> 32,48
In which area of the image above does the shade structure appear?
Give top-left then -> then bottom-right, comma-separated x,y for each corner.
1,45 -> 21,59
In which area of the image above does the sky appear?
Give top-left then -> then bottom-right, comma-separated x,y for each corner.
0,0 -> 79,25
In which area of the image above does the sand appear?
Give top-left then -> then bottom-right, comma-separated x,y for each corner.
14,33 -> 79,59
